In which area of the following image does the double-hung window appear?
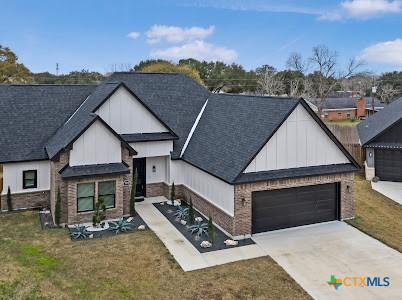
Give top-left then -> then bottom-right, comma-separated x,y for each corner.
23,170 -> 37,189
77,183 -> 95,212
98,181 -> 116,209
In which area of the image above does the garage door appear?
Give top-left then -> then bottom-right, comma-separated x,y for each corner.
252,183 -> 339,234
375,150 -> 402,182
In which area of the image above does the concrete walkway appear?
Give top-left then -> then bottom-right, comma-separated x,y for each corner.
372,181 -> 402,205
253,221 -> 402,300
136,197 -> 266,271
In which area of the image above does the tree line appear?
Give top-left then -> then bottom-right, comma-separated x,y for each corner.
1,44 -> 402,104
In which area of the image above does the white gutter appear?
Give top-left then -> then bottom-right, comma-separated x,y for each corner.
180,99 -> 209,158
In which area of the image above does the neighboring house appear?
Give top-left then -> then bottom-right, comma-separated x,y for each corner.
307,97 -> 384,121
0,72 -> 359,238
358,97 -> 402,182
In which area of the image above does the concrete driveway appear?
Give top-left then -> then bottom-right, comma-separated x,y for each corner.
252,221 -> 402,300
372,181 -> 402,205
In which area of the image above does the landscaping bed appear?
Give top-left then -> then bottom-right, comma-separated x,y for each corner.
68,215 -> 148,241
154,202 -> 254,253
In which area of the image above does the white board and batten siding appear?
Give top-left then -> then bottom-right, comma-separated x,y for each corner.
96,86 -> 168,134
170,160 -> 235,216
69,120 -> 122,167
2,161 -> 50,195
129,141 -> 173,158
245,104 -> 349,173
146,156 -> 169,184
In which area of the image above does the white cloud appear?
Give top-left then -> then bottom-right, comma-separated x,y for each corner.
151,40 -> 238,62
360,39 -> 402,66
320,0 -> 402,20
127,32 -> 140,39
145,25 -> 215,44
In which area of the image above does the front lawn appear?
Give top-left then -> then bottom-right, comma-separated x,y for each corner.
347,175 -> 402,252
0,211 -> 310,299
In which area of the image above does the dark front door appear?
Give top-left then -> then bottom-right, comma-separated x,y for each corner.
375,149 -> 402,182
252,183 -> 339,234
133,158 -> 146,198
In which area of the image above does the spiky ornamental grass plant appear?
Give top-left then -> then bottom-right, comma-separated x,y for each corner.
6,186 -> 12,212
55,187 -> 61,227
174,206 -> 189,220
130,168 -> 138,216
70,225 -> 90,240
189,222 -> 208,238
188,197 -> 195,225
109,218 -> 133,234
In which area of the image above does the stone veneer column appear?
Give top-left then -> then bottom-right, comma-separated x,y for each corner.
50,150 -> 70,224
122,147 -> 133,216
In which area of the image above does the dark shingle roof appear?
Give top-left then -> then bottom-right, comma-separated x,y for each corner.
235,163 -> 357,184
0,84 -> 96,163
60,163 -> 129,179
106,73 -> 210,158
121,132 -> 177,143
358,97 -> 402,145
181,94 -> 300,183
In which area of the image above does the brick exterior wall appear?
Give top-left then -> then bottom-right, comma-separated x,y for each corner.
233,172 -> 355,236
1,190 -> 50,211
146,182 -> 170,198
122,148 -> 133,216
50,151 -> 70,224
66,174 -> 124,224
321,110 -> 357,121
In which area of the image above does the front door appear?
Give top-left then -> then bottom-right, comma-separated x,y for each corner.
133,158 -> 146,198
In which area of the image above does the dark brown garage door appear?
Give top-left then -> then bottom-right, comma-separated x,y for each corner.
252,183 -> 339,234
375,149 -> 402,182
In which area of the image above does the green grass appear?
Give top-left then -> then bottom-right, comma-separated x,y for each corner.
347,175 -> 402,252
325,119 -> 361,127
0,211 -> 310,300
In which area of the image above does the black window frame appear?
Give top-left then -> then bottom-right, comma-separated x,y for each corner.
22,170 -> 37,189
98,180 -> 116,209
77,182 -> 95,213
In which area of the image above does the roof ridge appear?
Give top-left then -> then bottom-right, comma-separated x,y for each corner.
212,93 -> 299,100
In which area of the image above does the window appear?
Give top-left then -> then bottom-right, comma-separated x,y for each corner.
98,181 -> 116,209
23,170 -> 37,189
77,183 -> 95,212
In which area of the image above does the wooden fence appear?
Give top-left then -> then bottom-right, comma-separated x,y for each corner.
326,124 -> 364,167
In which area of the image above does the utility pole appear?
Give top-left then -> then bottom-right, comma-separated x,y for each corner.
56,63 -> 59,76
371,76 -> 376,115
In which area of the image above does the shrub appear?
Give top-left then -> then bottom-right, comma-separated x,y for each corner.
6,186 -> 12,212
188,197 -> 195,224
170,182 -> 176,204
208,216 -> 214,243
55,187 -> 61,227
130,168 -> 138,216
93,197 -> 106,227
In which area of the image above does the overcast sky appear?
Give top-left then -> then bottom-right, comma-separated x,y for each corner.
1,0 -> 402,74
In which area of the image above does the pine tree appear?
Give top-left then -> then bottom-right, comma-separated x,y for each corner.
208,216 -> 214,243
188,197 -> 195,224
170,182 -> 176,205
130,168 -> 138,216
6,186 -> 12,212
55,187 -> 61,227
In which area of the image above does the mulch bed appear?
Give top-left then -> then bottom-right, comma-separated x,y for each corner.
154,202 -> 254,253
68,215 -> 148,241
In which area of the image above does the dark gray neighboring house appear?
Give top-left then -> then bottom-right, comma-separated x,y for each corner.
358,97 -> 402,182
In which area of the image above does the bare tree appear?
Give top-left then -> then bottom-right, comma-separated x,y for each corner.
289,79 -> 302,97
257,69 -> 284,96
377,84 -> 400,104
286,52 -> 307,73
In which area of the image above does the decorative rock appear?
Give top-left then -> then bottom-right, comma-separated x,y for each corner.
138,225 -> 146,230
180,220 -> 187,225
89,234 -> 94,239
200,241 -> 212,248
224,239 -> 238,246
126,217 -> 133,223
195,217 -> 203,223
160,202 -> 165,206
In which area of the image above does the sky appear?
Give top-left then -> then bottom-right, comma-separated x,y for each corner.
1,0 -> 402,74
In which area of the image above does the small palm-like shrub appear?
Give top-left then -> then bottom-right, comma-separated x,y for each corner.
174,206 -> 189,220
70,226 -> 90,240
189,222 -> 208,238
109,219 -> 133,234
